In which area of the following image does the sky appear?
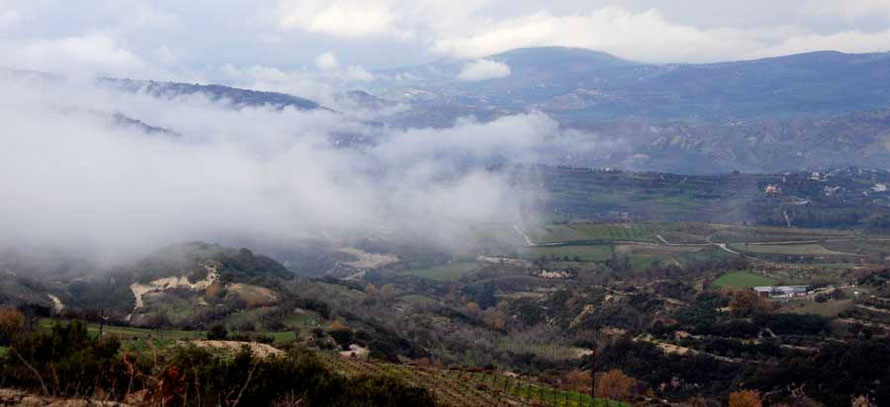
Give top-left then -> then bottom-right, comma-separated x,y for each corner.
1,0 -> 889,91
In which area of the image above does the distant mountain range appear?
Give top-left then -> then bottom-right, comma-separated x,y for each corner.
365,47 -> 890,173
6,47 -> 890,174
370,47 -> 890,124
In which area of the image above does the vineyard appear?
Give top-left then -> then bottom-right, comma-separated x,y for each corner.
326,355 -> 626,407
540,166 -> 890,231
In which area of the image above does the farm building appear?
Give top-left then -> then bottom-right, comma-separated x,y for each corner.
752,285 -> 810,299
764,184 -> 782,196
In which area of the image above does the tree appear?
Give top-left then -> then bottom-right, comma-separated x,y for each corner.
207,324 -> 228,340
566,369 -> 591,393
729,390 -> 762,407
606,251 -> 632,275
851,395 -> 877,407
483,307 -> 507,330
0,307 -> 24,345
380,284 -> 396,304
596,369 -> 636,401
729,289 -> 771,318
686,396 -> 707,407
473,282 -> 497,309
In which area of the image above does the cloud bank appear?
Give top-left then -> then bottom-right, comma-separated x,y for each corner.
0,76 -> 552,260
2,0 -> 890,88
430,7 -> 890,62
457,60 -> 511,81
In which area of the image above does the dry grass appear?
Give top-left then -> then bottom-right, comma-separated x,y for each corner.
189,340 -> 283,358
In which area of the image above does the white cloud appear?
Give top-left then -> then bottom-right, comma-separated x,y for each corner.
2,33 -> 150,77
126,5 -> 178,31
808,0 -> 890,20
0,9 -> 19,29
343,65 -> 374,81
0,77 -> 547,258
1,1 -> 889,82
432,8 -> 761,62
751,28 -> 890,58
457,59 -> 511,81
220,60 -> 374,106
315,51 -> 339,70
276,0 -> 411,39
430,6 -> 890,63
220,64 -> 330,101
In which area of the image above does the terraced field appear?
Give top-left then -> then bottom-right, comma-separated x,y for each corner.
708,226 -> 854,244
326,355 -> 625,407
37,319 -> 300,347
410,261 -> 482,281
521,245 -> 613,262
38,319 -> 204,342
528,223 -> 660,244
540,167 -> 890,232
730,243 -> 857,257
519,222 -> 889,266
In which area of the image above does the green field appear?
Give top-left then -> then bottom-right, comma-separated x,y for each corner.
788,298 -> 853,317
399,294 -> 438,305
327,355 -> 626,407
730,243 -> 857,256
283,310 -> 324,329
37,319 -> 300,346
716,228 -> 852,243
223,307 -> 271,329
712,271 -> 778,289
520,245 -> 613,262
410,261 -> 481,281
528,223 -> 659,244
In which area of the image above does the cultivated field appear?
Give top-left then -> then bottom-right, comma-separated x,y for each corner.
326,355 -> 626,407
712,271 -> 778,289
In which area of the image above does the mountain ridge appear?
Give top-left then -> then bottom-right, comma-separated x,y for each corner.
98,77 -> 325,111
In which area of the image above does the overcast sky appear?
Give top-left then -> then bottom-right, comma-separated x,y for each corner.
2,0 -> 889,89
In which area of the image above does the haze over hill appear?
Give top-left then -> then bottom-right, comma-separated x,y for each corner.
3,45 -> 890,261
371,47 -> 890,121
0,74 -> 541,260
364,47 -> 890,173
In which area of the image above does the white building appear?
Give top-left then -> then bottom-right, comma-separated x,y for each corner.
752,285 -> 810,299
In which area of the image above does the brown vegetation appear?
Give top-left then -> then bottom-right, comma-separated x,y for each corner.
729,289 -> 772,318
729,390 -> 762,407
565,369 -> 591,393
595,369 -> 636,401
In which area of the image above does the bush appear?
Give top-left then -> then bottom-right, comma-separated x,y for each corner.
329,329 -> 354,350
163,345 -> 435,406
1,319 -> 435,406
1,320 -> 127,398
754,313 -> 829,336
207,324 -> 228,340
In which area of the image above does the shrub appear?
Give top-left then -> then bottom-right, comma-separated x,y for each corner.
729,390 -> 762,407
207,324 -> 228,340
1,319 -> 435,406
1,320 -> 126,398
596,369 -> 637,401
0,306 -> 24,345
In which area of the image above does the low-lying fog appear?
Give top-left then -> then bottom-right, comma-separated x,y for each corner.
0,74 -> 596,265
